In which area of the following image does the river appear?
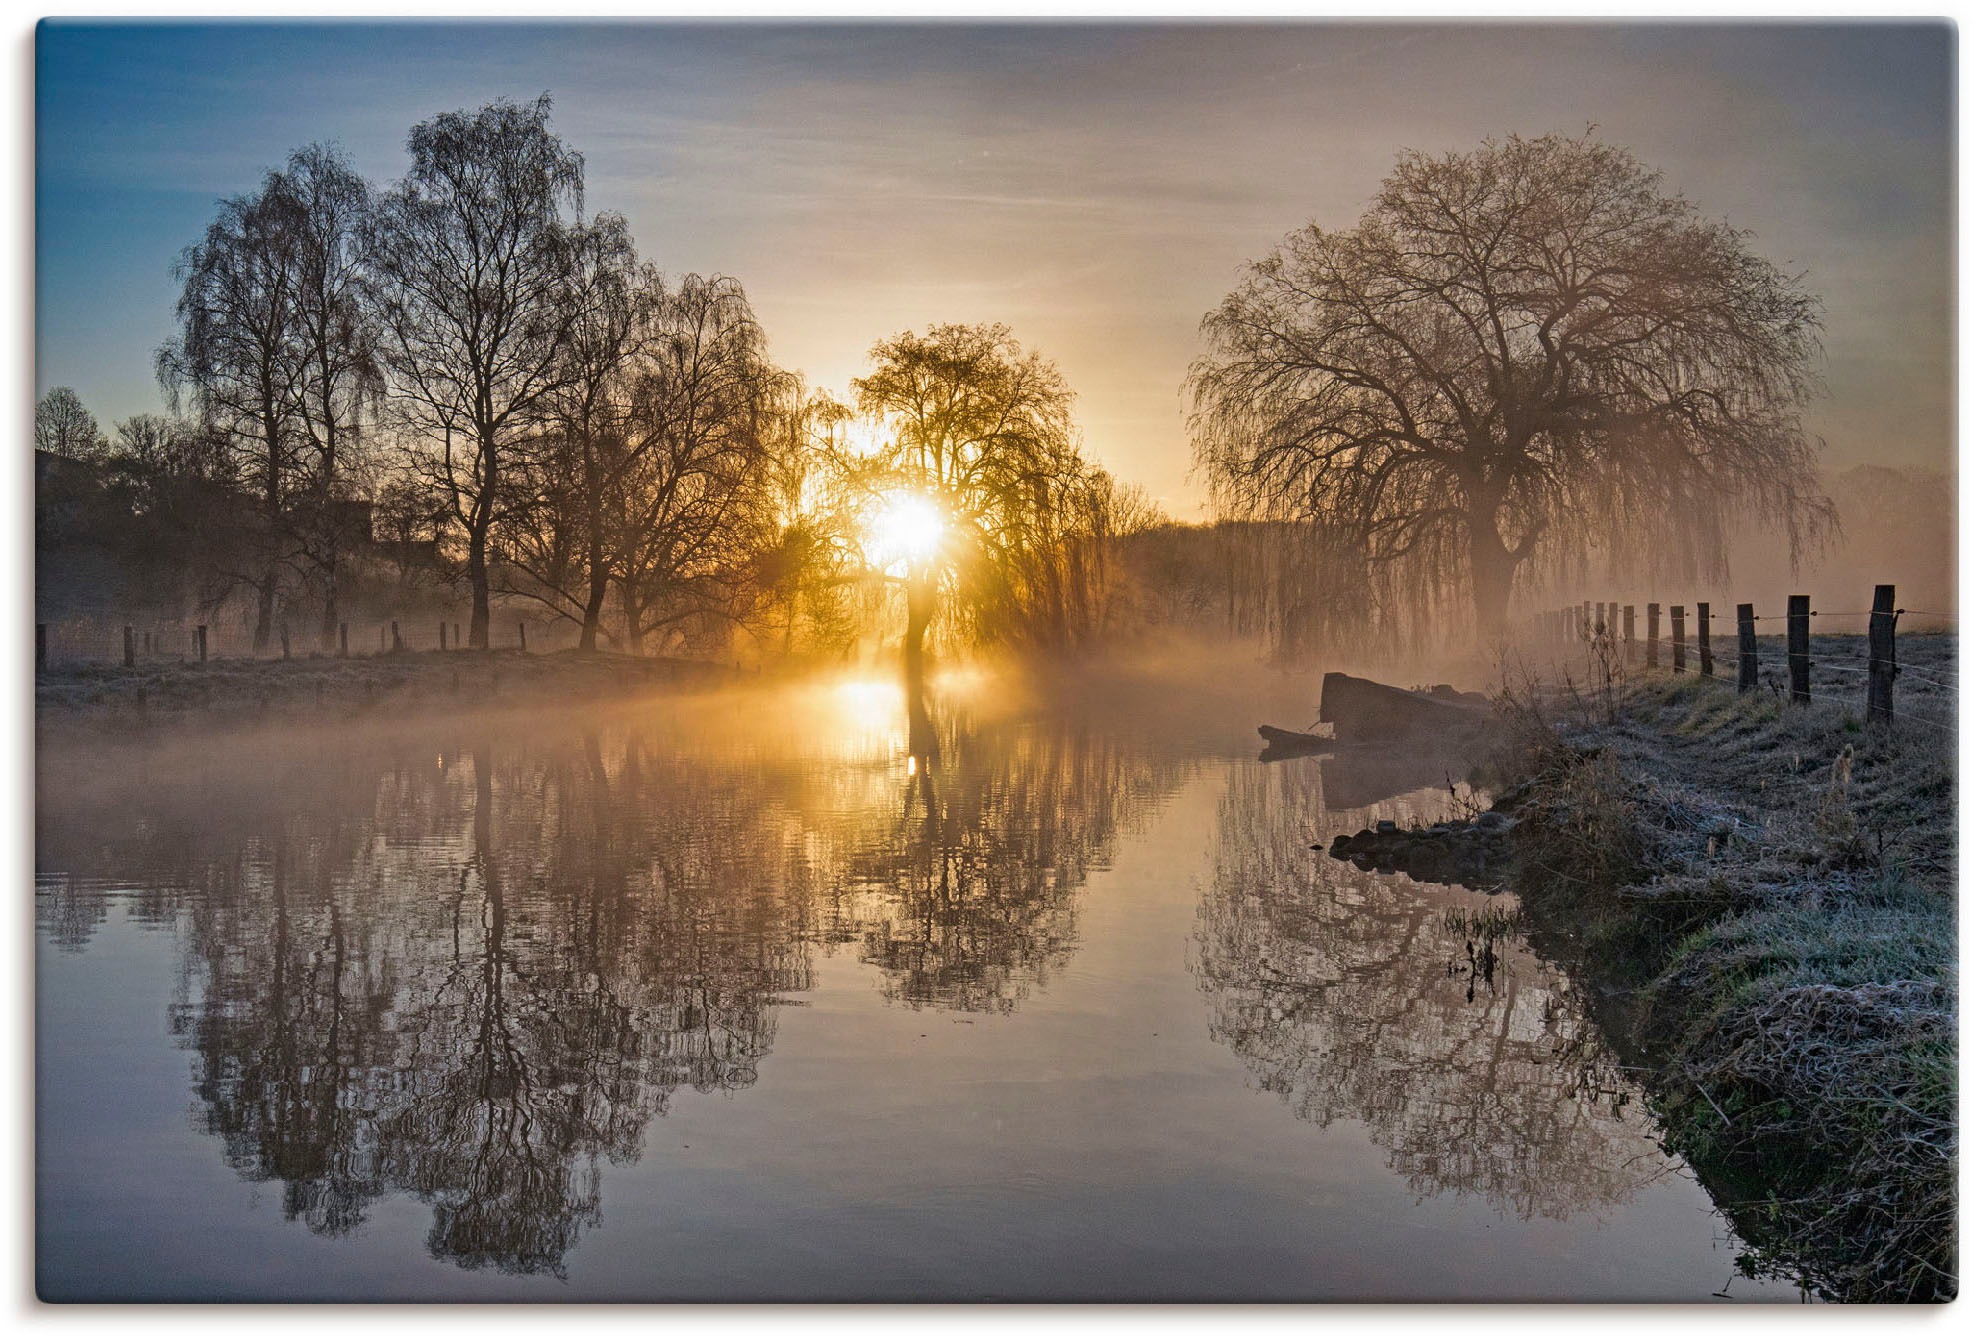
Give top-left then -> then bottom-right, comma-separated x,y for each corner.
34,663 -> 1803,1301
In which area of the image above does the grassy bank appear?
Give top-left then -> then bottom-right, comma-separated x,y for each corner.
34,648 -> 743,734
1492,652 -> 1955,1302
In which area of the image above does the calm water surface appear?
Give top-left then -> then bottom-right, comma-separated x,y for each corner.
36,667 -> 1800,1301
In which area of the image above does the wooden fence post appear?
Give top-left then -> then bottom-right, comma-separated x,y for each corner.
1622,605 -> 1635,664
1787,594 -> 1810,704
1697,602 -> 1713,677
279,622 -> 290,661
1867,584 -> 1896,728
519,621 -> 528,653
123,625 -> 135,668
1647,602 -> 1661,668
453,622 -> 461,651
391,621 -> 403,652
439,622 -> 448,652
196,625 -> 208,663
1737,604 -> 1757,692
339,622 -> 349,658
1671,606 -> 1686,673
1580,600 -> 1592,641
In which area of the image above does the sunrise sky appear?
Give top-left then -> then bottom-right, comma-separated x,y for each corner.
36,20 -> 1953,517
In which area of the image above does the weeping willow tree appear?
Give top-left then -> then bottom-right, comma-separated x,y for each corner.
852,323 -> 1124,668
1188,133 -> 1833,647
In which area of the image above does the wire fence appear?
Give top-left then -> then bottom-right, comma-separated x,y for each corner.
1526,586 -> 1957,733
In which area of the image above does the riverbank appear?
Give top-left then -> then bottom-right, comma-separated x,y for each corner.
33,648 -> 744,734
1490,650 -> 1955,1301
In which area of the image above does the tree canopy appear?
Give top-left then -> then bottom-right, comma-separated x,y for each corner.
366,94 -> 586,648
852,323 -> 1125,666
35,387 -> 107,460
1189,133 -> 1833,643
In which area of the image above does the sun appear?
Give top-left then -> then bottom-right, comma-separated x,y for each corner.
864,492 -> 946,574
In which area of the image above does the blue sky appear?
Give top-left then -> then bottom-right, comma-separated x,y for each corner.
36,20 -> 1954,514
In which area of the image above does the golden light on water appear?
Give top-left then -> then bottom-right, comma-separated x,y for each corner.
863,491 -> 945,574
832,676 -> 904,733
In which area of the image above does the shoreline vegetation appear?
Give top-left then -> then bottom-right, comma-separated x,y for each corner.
32,648 -> 747,735
1482,640 -> 1956,1302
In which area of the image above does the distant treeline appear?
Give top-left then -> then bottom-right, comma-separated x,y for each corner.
33,97 -> 1166,667
37,115 -> 1950,668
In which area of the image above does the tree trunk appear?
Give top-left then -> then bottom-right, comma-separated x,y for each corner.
318,552 -> 339,653
1467,508 -> 1516,642
903,568 -> 935,685
577,433 -> 606,652
253,393 -> 287,654
466,525 -> 490,650
467,439 -> 495,649
578,521 -> 608,653
254,576 -> 277,655
317,397 -> 342,654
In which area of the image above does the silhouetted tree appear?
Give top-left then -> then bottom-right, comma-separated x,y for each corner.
611,274 -> 784,654
159,171 -> 311,650
1189,133 -> 1833,644
504,213 -> 648,650
110,414 -> 188,477
367,95 -> 583,649
282,144 -> 383,650
35,387 -> 107,460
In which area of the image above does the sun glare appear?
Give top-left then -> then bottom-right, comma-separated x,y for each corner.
840,418 -> 890,458
864,492 -> 945,573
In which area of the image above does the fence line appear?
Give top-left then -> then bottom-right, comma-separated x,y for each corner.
1525,583 -> 1953,732
31,610 -> 581,673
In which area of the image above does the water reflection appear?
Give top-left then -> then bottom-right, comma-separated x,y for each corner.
159,734 -> 813,1274
37,680 -> 1188,1275
831,692 -> 1162,1013
1195,756 -> 1665,1223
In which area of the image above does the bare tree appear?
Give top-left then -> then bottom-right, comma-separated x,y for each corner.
1189,133 -> 1832,644
366,95 -> 583,649
35,387 -> 108,460
611,274 -> 783,655
502,214 -> 649,650
159,176 -> 311,651
282,145 -> 383,650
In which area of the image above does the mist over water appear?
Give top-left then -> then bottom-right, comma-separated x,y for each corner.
36,659 -> 1799,1301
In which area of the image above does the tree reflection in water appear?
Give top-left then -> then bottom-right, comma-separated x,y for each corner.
38,682 -> 1186,1275
171,735 -> 814,1275
834,684 -> 1169,1013
1195,756 -> 1666,1223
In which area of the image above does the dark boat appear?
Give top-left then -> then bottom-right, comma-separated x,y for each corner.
1318,672 -> 1492,745
1257,724 -> 1333,760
